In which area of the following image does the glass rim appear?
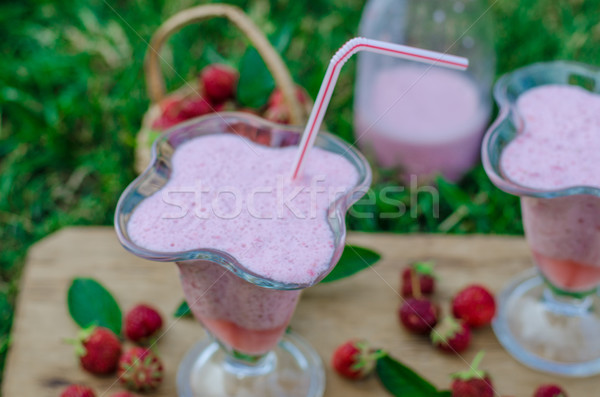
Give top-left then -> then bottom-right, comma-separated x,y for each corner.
482,60 -> 600,198
114,111 -> 372,290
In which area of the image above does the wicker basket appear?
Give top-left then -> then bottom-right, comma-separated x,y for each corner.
136,3 -> 310,173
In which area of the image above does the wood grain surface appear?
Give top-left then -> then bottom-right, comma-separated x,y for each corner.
3,227 -> 596,396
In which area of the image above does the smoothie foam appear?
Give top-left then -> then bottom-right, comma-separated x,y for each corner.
501,85 -> 600,190
501,85 -> 600,291
128,133 -> 359,286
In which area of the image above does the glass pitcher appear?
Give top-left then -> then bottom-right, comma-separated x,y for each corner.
355,0 -> 495,182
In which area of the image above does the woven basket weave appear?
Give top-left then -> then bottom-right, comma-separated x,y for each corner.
135,4 -> 309,173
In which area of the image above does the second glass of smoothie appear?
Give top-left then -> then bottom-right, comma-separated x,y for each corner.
483,61 -> 600,377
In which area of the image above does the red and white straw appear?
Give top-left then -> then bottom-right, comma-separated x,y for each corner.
290,37 -> 469,180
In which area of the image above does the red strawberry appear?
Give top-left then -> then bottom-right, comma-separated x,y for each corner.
401,261 -> 436,297
60,384 -> 96,397
268,86 -> 310,107
451,352 -> 494,397
69,326 -> 122,375
118,346 -> 163,392
331,340 -> 384,380
265,86 -> 311,125
399,298 -> 438,334
178,96 -> 213,119
431,316 -> 471,353
151,96 -> 186,130
452,285 -> 496,328
152,95 -> 213,130
534,384 -> 568,397
264,104 -> 291,124
125,304 -> 163,345
200,64 -> 238,103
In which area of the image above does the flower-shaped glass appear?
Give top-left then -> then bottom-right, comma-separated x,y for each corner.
114,112 -> 371,396
482,61 -> 600,377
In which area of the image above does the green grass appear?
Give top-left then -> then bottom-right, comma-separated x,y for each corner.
1,0 -> 599,386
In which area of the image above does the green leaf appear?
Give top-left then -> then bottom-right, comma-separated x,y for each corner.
237,47 -> 276,108
174,300 -> 192,318
271,23 -> 294,53
320,245 -> 381,283
67,278 -> 122,335
376,355 -> 450,397
436,176 -> 471,210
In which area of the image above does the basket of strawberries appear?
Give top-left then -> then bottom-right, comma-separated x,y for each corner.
136,3 -> 311,173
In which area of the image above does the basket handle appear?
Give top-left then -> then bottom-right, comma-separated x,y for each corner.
144,4 -> 305,125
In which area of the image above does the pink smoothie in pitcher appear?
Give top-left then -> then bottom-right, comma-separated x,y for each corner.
355,65 -> 489,181
127,134 -> 358,354
501,85 -> 600,292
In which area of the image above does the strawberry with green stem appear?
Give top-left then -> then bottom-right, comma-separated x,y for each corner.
118,346 -> 164,392
401,261 -> 436,297
450,351 -> 494,397
67,325 -> 122,375
332,340 -> 385,380
431,316 -> 471,353
399,266 -> 438,334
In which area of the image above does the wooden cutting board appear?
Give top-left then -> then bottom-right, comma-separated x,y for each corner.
2,227 -> 596,396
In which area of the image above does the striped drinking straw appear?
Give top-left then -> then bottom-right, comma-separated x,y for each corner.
290,37 -> 469,180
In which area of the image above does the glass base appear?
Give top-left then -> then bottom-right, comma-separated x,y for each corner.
493,268 -> 600,377
176,330 -> 325,397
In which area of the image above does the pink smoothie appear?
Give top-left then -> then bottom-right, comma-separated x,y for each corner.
501,85 -> 600,292
355,65 -> 489,181
127,133 -> 359,354
177,260 -> 300,355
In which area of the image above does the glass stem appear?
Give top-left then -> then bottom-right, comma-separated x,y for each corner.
542,281 -> 594,317
222,348 -> 277,377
